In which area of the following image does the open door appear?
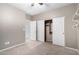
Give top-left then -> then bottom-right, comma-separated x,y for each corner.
53,17 -> 65,46
37,20 -> 45,42
30,21 -> 36,40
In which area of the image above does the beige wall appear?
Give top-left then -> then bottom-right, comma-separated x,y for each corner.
0,4 -> 31,50
32,4 -> 78,49
77,30 -> 79,50
77,4 -> 79,50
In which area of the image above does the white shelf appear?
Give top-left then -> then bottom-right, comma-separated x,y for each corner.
72,15 -> 79,22
72,9 -> 79,31
72,9 -> 79,22
72,24 -> 79,31
76,8 -> 79,15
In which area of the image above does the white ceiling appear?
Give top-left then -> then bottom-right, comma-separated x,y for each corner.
10,3 -> 71,16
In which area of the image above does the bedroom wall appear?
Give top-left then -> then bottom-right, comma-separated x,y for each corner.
0,4 -> 31,50
77,4 -> 79,50
32,4 -> 78,49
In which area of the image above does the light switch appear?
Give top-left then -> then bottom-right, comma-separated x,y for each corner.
4,41 -> 10,45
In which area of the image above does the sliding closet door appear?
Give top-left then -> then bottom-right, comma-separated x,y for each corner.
37,20 -> 45,42
53,17 -> 65,46
30,21 -> 36,40
25,20 -> 31,40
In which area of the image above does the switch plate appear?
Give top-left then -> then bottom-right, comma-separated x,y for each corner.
4,41 -> 10,45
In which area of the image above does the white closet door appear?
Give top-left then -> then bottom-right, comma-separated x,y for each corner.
30,21 -> 36,40
25,20 -> 31,40
53,17 -> 65,46
37,20 -> 44,42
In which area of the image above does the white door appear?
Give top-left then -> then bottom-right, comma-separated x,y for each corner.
37,20 -> 44,42
25,20 -> 31,40
53,17 -> 65,46
30,21 -> 36,40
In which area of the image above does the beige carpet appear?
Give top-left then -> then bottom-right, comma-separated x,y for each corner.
0,40 -> 78,55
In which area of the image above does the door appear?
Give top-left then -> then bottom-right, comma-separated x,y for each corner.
37,20 -> 44,42
53,17 -> 65,46
25,20 -> 31,40
30,21 -> 36,40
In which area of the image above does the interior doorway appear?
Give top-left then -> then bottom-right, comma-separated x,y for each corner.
45,20 -> 52,43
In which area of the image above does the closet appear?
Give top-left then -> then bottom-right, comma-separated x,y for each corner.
31,17 -> 65,47
45,20 -> 52,43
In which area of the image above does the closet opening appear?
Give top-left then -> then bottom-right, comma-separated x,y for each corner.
45,19 -> 52,43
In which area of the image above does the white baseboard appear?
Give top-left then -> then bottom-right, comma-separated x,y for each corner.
0,42 -> 25,52
54,44 -> 79,54
65,47 -> 79,54
0,41 -> 79,54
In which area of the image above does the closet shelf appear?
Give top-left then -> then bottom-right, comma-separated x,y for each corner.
72,9 -> 79,31
72,24 -> 79,31
72,15 -> 79,22
72,9 -> 79,22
